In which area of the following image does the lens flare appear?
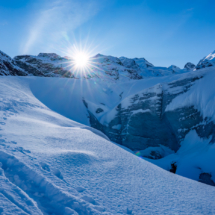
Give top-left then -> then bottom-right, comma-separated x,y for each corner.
54,40 -> 106,79
73,52 -> 89,68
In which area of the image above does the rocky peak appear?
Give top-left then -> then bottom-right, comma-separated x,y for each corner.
119,57 -> 138,69
93,53 -> 104,58
184,62 -> 196,70
0,50 -> 27,76
133,57 -> 154,68
168,65 -> 180,73
0,50 -> 12,61
38,53 -> 62,60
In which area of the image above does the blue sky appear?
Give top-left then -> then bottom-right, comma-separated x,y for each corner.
0,0 -> 215,67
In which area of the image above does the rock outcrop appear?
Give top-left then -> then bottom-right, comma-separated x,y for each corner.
14,54 -> 74,78
0,50 -> 28,76
85,70 -> 215,153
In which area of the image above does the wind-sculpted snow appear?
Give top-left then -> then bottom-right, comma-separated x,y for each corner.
0,76 -> 215,214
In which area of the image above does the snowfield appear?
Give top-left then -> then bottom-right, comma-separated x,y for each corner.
0,76 -> 215,214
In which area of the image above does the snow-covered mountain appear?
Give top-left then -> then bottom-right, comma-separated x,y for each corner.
1,50 -> 193,80
1,48 -> 215,213
0,50 -> 28,76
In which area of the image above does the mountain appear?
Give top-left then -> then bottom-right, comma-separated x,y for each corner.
0,50 -> 28,76
0,50 -> 194,80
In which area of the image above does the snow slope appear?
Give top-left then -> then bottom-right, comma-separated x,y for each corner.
1,76 -> 215,214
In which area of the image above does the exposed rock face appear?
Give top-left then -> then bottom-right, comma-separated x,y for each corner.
168,65 -> 181,73
199,173 -> 215,186
96,108 -> 104,113
120,58 -> 139,69
14,58 -> 46,77
85,71 -> 215,153
184,62 -> 195,70
37,53 -> 62,59
170,162 -> 177,173
119,57 -> 154,69
14,54 -> 74,78
133,57 -> 154,68
0,51 -> 28,76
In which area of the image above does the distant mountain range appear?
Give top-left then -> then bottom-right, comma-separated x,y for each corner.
2,49 -> 213,79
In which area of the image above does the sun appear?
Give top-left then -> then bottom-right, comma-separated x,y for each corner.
65,45 -> 96,77
73,52 -> 89,68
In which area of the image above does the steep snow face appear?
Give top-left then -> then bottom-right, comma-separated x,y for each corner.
0,51 -> 28,76
0,76 -> 215,214
196,50 -> 215,69
166,67 -> 215,123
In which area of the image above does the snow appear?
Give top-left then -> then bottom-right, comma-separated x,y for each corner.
197,50 -> 215,67
112,124 -> 121,130
12,52 -> 192,81
131,109 -> 151,115
150,130 -> 215,183
27,72 -> 185,126
0,50 -> 11,62
166,67 -> 215,122
0,51 -> 27,76
204,50 -> 215,61
136,145 -> 174,159
0,76 -> 215,214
